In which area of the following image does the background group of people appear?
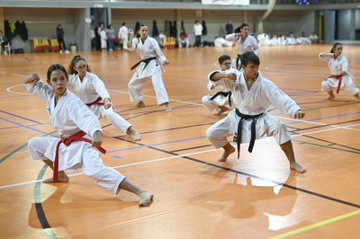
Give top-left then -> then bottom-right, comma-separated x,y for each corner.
51,19 -> 321,54
90,22 -> 130,52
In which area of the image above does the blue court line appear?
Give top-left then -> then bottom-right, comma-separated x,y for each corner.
0,124 -> 46,131
0,110 -> 43,124
0,117 -> 50,135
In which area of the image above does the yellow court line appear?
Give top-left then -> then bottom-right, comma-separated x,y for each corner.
269,210 -> 360,239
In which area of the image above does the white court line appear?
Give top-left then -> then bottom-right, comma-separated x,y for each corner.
108,88 -> 204,106
0,148 -> 219,191
12,73 -> 29,78
291,123 -> 360,138
110,88 -> 360,131
277,116 -> 360,132
6,84 -> 32,96
1,119 -> 360,191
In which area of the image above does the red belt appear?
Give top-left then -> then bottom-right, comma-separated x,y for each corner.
86,97 -> 104,107
53,131 -> 106,181
329,75 -> 343,94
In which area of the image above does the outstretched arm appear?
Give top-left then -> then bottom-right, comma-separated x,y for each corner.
24,73 -> 54,100
209,72 -> 236,82
319,53 -> 334,62
25,73 -> 40,85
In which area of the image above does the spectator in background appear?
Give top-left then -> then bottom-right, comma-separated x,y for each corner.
107,24 -> 115,52
193,20 -> 203,47
179,31 -> 189,48
90,26 -> 96,50
0,30 -> 9,55
158,31 -> 166,48
225,20 -> 233,35
56,24 -> 70,54
118,22 -> 129,50
99,24 -> 107,52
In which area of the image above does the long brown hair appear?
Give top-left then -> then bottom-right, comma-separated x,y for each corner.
330,42 -> 342,53
68,55 -> 92,75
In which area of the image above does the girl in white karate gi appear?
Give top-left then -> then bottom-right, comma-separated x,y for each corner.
127,25 -> 171,112
319,43 -> 359,101
202,55 -> 235,115
206,52 -> 306,174
25,64 -> 153,206
225,23 -> 259,70
68,55 -> 141,141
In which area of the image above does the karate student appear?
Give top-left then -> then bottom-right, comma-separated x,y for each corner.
25,64 -> 153,206
118,22 -> 129,50
319,43 -> 359,101
68,55 -> 141,141
225,23 -> 259,70
127,24 -> 171,112
202,55 -> 235,115
206,52 -> 306,174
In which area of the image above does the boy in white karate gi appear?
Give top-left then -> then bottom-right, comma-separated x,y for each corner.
202,55 -> 235,115
206,52 -> 306,173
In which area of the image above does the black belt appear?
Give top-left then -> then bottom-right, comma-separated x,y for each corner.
234,109 -> 263,158
209,91 -> 232,107
236,54 -> 242,70
130,57 -> 157,70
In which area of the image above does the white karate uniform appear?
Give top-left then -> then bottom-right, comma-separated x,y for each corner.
128,36 -> 169,105
225,33 -> 259,70
202,69 -> 236,112
118,25 -> 129,50
207,71 -> 300,150
100,30 -> 107,49
68,72 -> 132,134
225,33 -> 259,55
26,81 -> 125,194
319,53 -> 359,95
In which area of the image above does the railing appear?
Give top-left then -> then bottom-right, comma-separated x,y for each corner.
1,0 -> 360,7
113,0 -> 360,3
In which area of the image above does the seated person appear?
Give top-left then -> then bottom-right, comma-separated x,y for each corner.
179,31 -> 189,48
0,30 -> 9,54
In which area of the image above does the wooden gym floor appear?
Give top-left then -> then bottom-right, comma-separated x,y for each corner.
0,45 -> 359,239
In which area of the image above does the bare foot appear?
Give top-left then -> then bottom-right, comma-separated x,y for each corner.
139,192 -> 153,207
164,103 -> 172,112
127,127 -> 141,141
137,101 -> 145,108
43,172 -> 69,183
290,162 -> 307,174
354,94 -> 360,102
326,96 -> 335,100
215,105 -> 229,115
218,145 -> 235,162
